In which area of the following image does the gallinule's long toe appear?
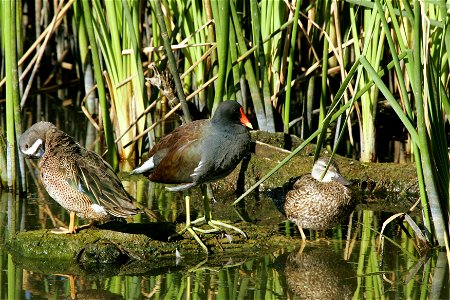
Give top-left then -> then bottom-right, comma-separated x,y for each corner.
19,121 -> 138,234
132,100 -> 252,252
268,157 -> 354,241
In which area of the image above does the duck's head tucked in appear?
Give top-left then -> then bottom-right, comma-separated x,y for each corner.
19,121 -> 55,159
311,157 -> 351,186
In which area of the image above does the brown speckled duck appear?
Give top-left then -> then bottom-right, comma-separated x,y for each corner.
268,157 -> 354,241
19,121 -> 138,234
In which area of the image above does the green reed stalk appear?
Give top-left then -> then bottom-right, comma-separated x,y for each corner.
284,0 -> 301,133
13,2 -> 25,193
319,0 -> 331,124
218,270 -> 229,298
251,0 -> 275,132
0,130 -> 6,188
353,210 -> 373,299
192,1 -> 209,107
360,48 -> 447,247
228,20 -> 242,102
81,0 -> 147,160
173,0 -> 209,108
3,0 -> 20,191
354,4 -> 384,162
374,0 -> 433,241
7,255 -> 15,300
0,249 -> 3,299
80,0 -> 117,168
210,0 -> 229,111
420,257 -> 432,299
411,0 -> 447,247
230,1 -> 267,130
261,0 -> 285,100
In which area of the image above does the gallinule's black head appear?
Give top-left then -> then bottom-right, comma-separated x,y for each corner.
20,121 -> 138,234
131,100 -> 253,191
267,157 -> 354,240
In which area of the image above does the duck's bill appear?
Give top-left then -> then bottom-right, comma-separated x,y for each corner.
332,174 -> 352,186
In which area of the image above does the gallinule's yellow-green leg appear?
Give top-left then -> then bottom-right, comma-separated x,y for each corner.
268,157 -> 354,242
132,100 -> 252,252
20,121 -> 138,234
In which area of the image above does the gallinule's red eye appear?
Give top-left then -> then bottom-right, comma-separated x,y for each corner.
132,100 -> 253,252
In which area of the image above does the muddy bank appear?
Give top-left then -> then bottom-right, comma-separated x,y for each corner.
6,221 -> 299,276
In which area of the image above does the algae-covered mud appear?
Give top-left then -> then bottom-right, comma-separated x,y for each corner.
7,222 -> 300,276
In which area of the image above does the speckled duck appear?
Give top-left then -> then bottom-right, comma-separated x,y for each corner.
19,121 -> 138,234
268,157 -> 354,241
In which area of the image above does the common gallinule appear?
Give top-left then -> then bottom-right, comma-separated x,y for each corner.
131,100 -> 253,251
19,121 -> 138,234
268,157 -> 354,241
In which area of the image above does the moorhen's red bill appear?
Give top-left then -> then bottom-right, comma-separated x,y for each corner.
131,100 -> 253,189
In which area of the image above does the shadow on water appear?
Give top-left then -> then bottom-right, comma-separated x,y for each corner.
0,172 -> 449,299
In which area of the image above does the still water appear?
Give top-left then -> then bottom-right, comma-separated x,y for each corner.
0,174 -> 448,299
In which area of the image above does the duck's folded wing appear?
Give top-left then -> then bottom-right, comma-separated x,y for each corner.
69,151 -> 138,217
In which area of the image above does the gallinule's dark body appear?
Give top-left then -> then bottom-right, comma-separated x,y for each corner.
268,157 -> 354,241
132,100 -> 253,251
20,121 -> 138,234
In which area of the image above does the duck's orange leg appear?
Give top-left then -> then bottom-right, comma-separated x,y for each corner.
51,211 -> 78,234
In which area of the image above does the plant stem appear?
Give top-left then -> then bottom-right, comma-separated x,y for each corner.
152,0 -> 192,123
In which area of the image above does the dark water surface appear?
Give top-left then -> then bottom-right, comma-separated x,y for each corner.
0,175 -> 448,299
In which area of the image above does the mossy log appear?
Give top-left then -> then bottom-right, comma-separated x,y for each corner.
7,221 -> 299,276
5,131 -> 419,274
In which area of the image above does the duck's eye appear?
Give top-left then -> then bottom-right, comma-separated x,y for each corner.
24,144 -> 29,149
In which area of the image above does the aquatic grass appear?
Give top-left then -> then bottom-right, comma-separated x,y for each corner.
284,0 -> 302,133
250,0 -> 275,132
79,0 -> 117,168
350,2 -> 385,163
2,0 -> 21,190
137,1 -> 295,133
80,0 -> 148,162
210,0 -> 229,111
229,1 -> 267,130
355,0 -> 449,248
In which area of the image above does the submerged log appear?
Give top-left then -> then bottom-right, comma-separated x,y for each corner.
7,221 -> 300,276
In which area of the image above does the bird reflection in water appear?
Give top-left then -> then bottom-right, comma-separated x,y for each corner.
275,244 -> 357,299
